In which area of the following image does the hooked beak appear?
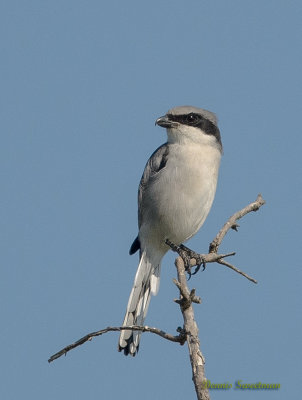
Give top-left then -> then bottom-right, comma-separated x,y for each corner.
155,115 -> 175,128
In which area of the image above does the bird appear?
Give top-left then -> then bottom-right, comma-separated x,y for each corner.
118,105 -> 223,356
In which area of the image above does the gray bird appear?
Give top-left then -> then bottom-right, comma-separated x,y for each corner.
119,106 -> 222,356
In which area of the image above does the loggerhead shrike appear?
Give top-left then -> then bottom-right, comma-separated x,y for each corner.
118,106 -> 222,356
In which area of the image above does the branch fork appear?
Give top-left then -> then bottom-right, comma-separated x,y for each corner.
166,194 -> 265,284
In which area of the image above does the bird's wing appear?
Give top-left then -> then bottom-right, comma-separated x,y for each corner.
138,143 -> 169,228
129,143 -> 169,255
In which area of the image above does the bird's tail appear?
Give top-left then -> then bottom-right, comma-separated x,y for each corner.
118,251 -> 161,356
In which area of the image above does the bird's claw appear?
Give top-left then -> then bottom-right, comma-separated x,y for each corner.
179,244 -> 206,278
165,240 -> 206,279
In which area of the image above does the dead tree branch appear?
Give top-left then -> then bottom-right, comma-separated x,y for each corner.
174,256 -> 210,400
48,325 -> 186,363
166,194 -> 265,284
209,193 -> 265,253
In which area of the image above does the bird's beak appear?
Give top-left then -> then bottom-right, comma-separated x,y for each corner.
155,115 -> 174,128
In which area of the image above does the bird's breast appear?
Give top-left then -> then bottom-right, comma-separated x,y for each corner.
142,143 -> 221,248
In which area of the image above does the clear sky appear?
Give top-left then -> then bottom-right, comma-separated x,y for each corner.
1,1 -> 301,399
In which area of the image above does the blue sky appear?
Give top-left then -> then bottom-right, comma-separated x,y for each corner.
1,1 -> 301,399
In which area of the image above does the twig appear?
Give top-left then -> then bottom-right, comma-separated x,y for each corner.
48,325 -> 186,363
217,259 -> 257,284
174,257 -> 210,400
187,252 -> 236,266
209,193 -> 265,253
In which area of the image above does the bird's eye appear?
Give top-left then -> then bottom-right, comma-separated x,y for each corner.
186,113 -> 199,124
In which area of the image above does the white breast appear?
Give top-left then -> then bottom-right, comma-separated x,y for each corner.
141,141 -> 221,251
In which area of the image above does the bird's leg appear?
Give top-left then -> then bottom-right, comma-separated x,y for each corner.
165,239 -> 206,278
165,239 -> 191,272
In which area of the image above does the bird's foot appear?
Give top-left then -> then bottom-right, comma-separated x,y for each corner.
165,239 -> 206,279
178,244 -> 206,277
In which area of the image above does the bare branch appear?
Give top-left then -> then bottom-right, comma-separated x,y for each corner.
167,194 -> 265,284
188,252 -> 235,266
217,259 -> 257,284
209,193 -> 265,254
48,325 -> 186,363
173,277 -> 190,300
175,257 -> 210,400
